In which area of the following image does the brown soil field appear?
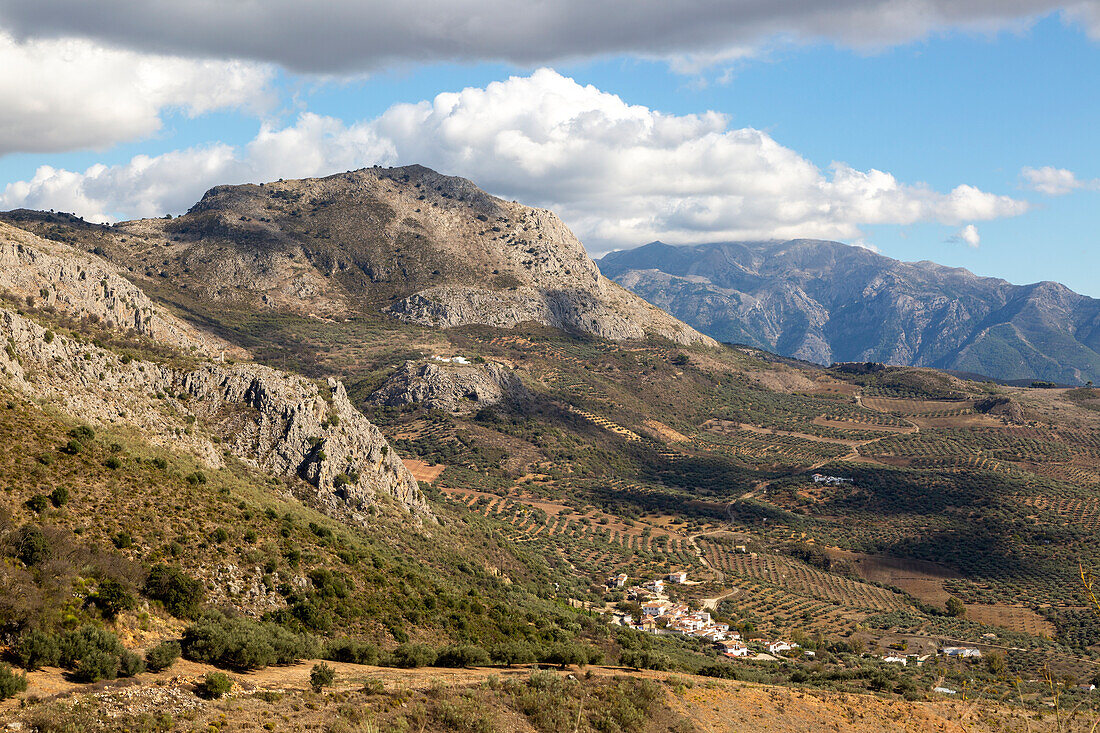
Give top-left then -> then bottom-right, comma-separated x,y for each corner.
963,604 -> 1056,638
644,419 -> 690,442
812,416 -> 916,433
831,550 -> 959,605
402,458 -> 446,483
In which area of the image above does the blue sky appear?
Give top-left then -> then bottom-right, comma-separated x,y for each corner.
0,4 -> 1098,295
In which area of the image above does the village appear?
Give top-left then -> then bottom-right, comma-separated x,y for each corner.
605,570 -> 986,670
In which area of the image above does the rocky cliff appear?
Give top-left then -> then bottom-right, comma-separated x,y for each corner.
0,224 -> 429,521
600,240 -> 1100,384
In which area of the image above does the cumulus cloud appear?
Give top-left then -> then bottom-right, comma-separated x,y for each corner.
1021,165 -> 1099,195
947,224 -> 982,247
0,0 -> 1095,73
0,70 -> 1029,249
0,32 -> 274,155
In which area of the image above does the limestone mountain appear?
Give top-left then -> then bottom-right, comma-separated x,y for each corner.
599,239 -> 1100,384
4,166 -> 712,346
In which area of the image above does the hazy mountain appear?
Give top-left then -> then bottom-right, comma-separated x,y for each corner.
599,239 -> 1100,384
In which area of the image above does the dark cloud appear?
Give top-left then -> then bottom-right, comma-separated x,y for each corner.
0,0 -> 1088,73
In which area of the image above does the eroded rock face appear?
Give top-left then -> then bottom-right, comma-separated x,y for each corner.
0,308 -> 430,521
0,221 -> 239,358
370,359 -> 529,412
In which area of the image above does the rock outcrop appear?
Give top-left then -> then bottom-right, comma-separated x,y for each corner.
0,307 -> 429,520
370,359 -> 529,412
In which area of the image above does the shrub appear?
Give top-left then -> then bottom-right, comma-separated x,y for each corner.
15,526 -> 51,565
58,626 -> 124,669
323,638 -> 379,666
181,615 -> 311,671
49,486 -> 69,507
390,643 -> 437,668
434,645 -> 490,668
490,641 -> 536,666
195,672 -> 233,699
104,456 -> 122,470
113,532 -> 133,549
0,664 -> 28,700
91,578 -> 136,618
619,649 -> 671,671
945,597 -> 966,617
118,649 -> 145,677
211,527 -> 229,543
310,662 -> 335,692
361,677 -> 385,695
13,630 -> 60,671
70,425 -> 95,443
74,649 -> 121,682
145,641 -> 182,672
24,494 -> 49,513
144,565 -> 205,618
186,471 -> 207,486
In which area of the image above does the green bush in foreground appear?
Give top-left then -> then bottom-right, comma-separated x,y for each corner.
145,641 -> 182,672
0,663 -> 28,700
195,672 -> 233,699
310,662 -> 335,692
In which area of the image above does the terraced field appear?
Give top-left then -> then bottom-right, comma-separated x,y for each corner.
442,488 -> 703,588
700,542 -> 913,615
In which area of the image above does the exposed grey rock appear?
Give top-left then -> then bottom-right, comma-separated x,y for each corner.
0,307 -> 429,521
370,359 -> 529,412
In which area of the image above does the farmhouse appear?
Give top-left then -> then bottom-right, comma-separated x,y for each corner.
608,573 -> 628,588
882,655 -> 907,666
942,647 -> 982,659
667,571 -> 688,584
812,473 -> 852,485
642,601 -> 670,617
722,642 -> 751,658
766,640 -> 799,655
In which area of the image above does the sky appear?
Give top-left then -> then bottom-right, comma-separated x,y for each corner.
0,2 -> 1098,295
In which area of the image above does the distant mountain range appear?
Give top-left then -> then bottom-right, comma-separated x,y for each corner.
599,240 -> 1100,384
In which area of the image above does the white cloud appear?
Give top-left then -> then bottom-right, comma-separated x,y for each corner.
0,70 -> 1030,250
0,0 -> 1095,73
0,31 -> 274,155
947,223 -> 982,247
1021,165 -> 1099,195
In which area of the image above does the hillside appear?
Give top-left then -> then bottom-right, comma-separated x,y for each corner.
2,177 -> 1100,730
598,239 -> 1100,384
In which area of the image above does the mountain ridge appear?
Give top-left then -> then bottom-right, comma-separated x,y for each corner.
4,165 -> 712,347
599,238 -> 1100,383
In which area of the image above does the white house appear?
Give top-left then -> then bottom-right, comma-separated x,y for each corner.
723,643 -> 751,658
882,656 -> 908,666
667,571 -> 688,584
642,601 -> 670,617
766,640 -> 799,655
942,647 -> 982,659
